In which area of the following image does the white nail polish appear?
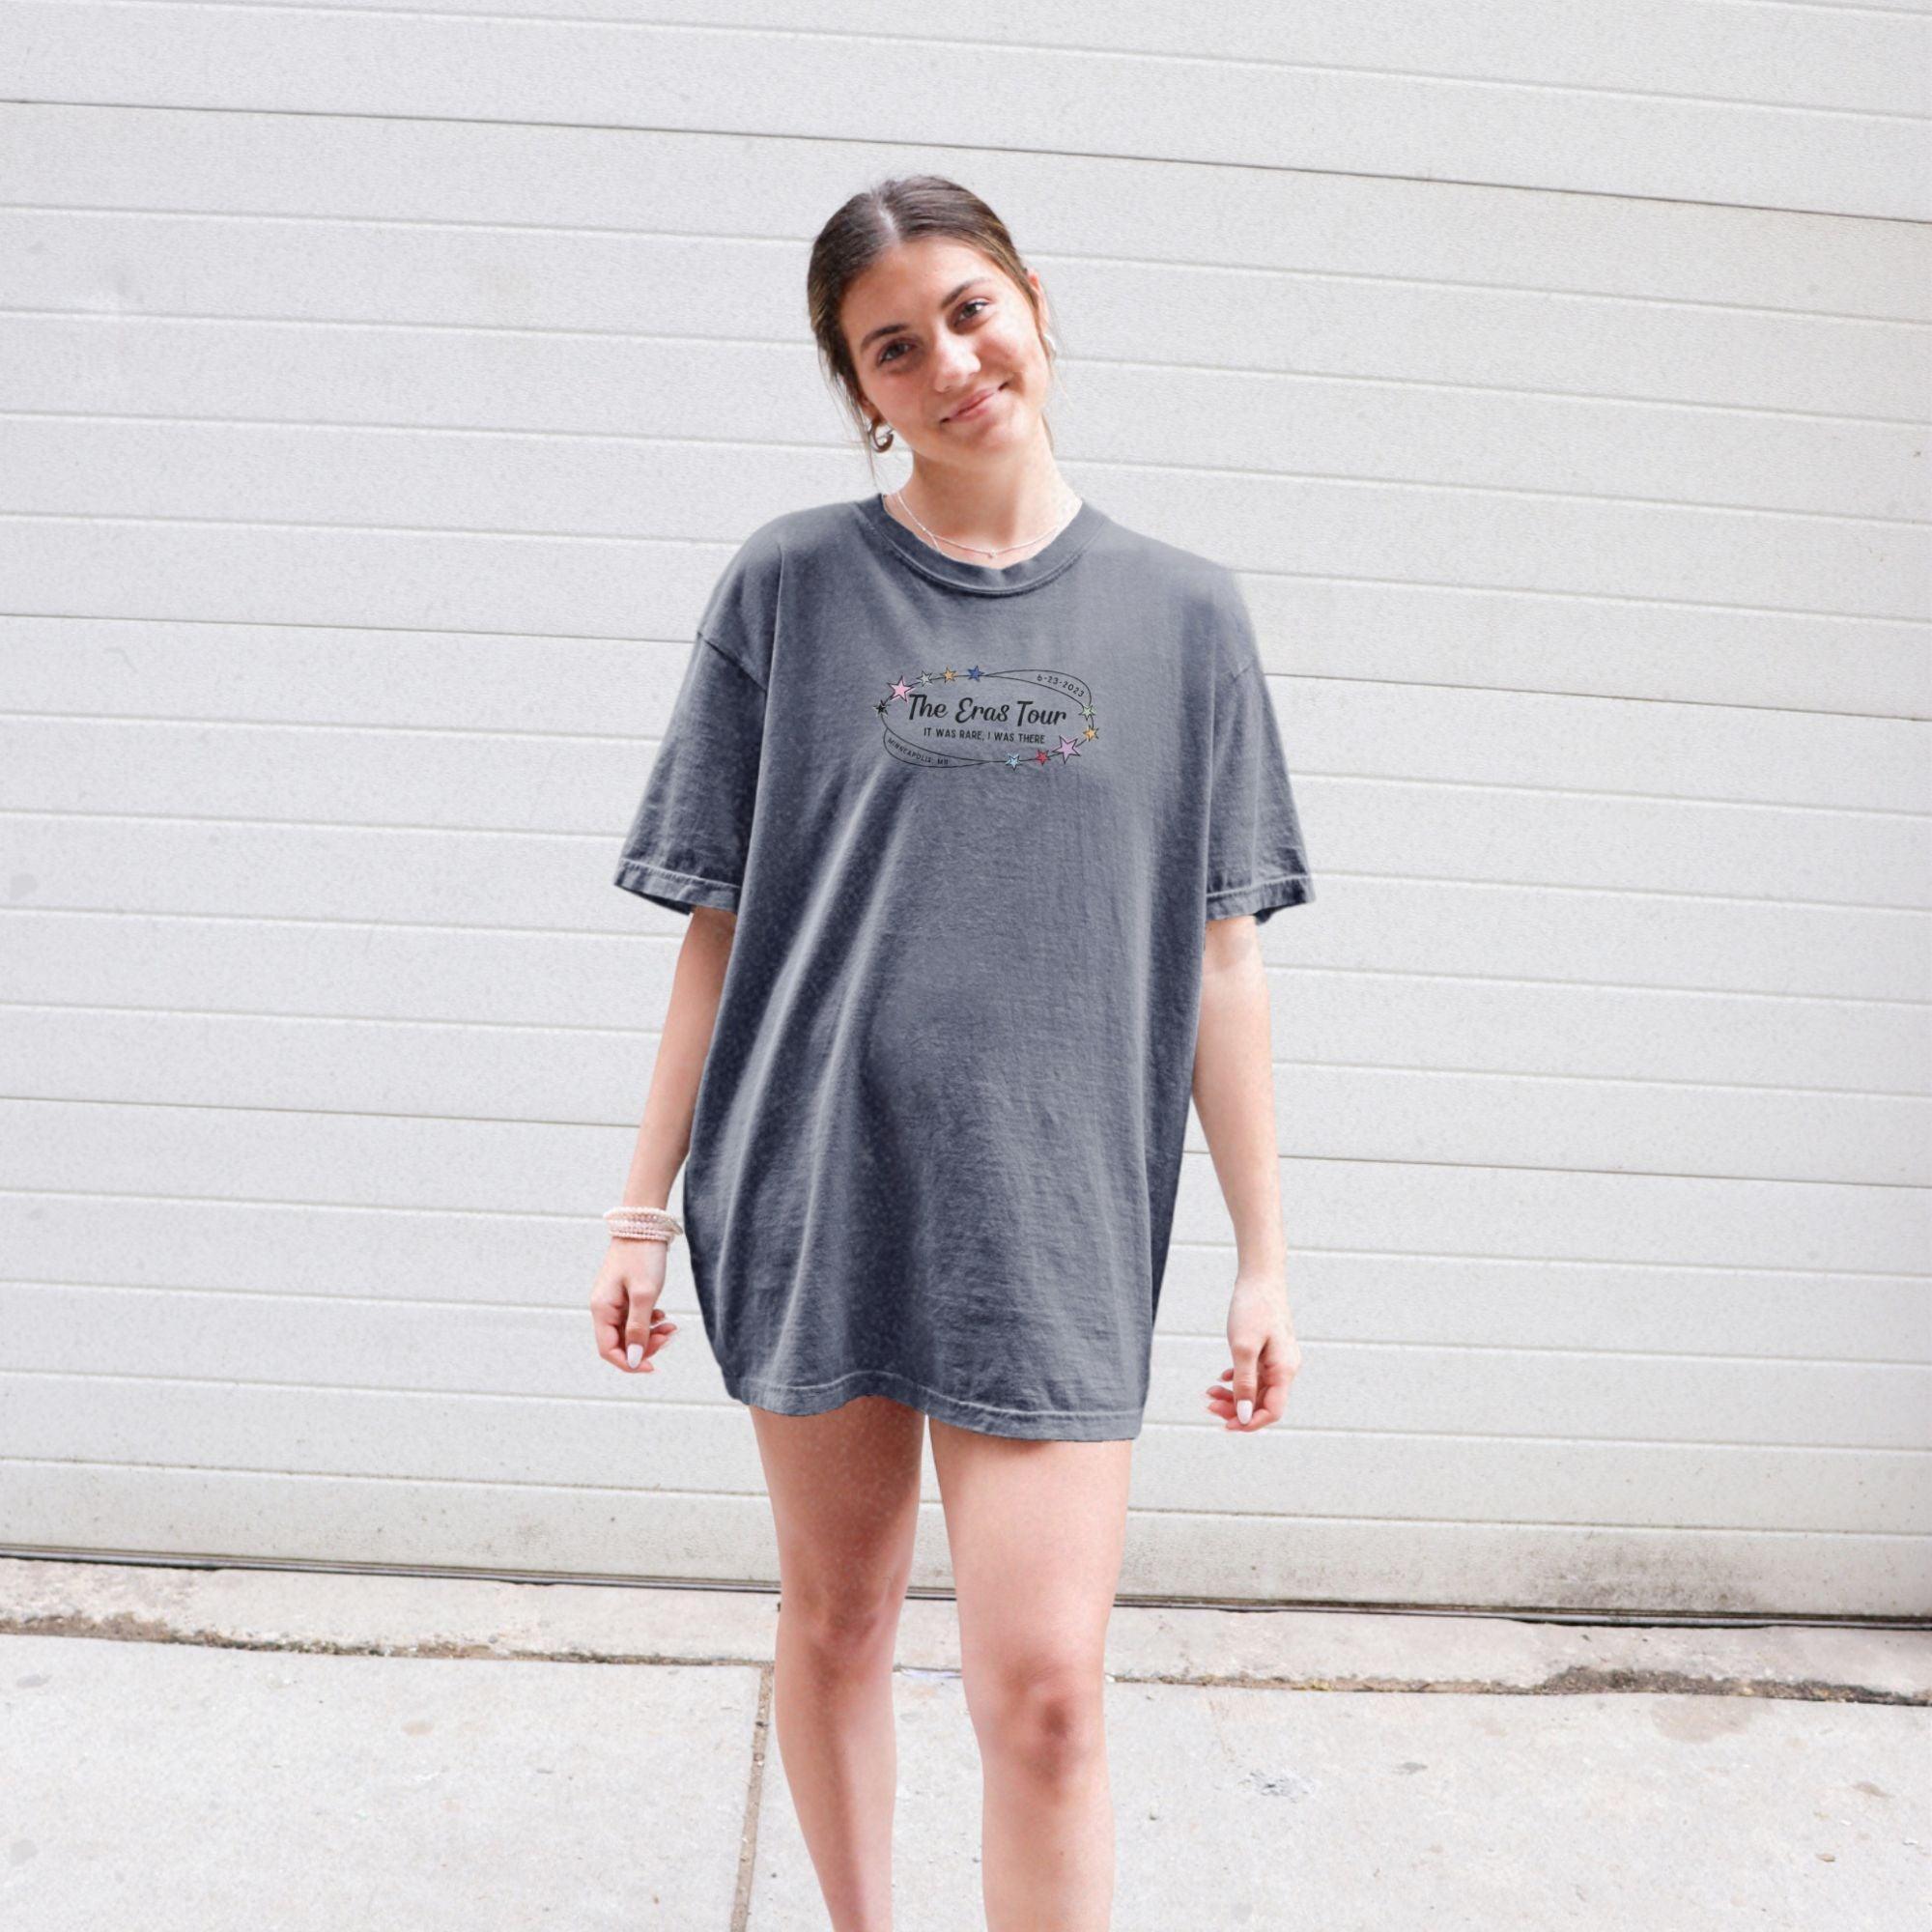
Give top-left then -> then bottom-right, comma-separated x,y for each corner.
1236,1398 -> 1252,1425
626,1343 -> 642,1368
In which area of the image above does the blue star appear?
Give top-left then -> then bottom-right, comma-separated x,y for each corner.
967,665 -> 984,680
1006,753 -> 1020,768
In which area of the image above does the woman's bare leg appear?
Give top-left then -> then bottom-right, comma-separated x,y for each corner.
926,1418 -> 1134,1932
749,1393 -> 927,1932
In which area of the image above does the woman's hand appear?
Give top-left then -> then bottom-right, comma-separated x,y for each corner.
1206,1272 -> 1301,1432
590,1237 -> 679,1375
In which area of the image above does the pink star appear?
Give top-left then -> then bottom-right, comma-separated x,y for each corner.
1055,736 -> 1081,761
890,678 -> 911,701
1034,749 -> 1050,765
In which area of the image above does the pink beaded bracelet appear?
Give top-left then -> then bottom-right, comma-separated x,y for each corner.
605,1206 -> 683,1244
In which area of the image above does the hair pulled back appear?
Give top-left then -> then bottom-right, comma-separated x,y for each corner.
806,174 -> 1055,472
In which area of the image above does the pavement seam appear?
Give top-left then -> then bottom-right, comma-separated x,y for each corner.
2,1614 -> 1925,1705
1115,1665 -> 1930,1706
730,1665 -> 773,1932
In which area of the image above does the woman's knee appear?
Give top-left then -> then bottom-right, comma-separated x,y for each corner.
778,1573 -> 908,1664
966,1651 -> 1109,1777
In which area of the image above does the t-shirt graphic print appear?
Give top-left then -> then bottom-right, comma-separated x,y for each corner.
614,492 -> 1314,1440
873,663 -> 1099,771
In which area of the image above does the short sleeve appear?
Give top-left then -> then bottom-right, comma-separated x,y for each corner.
612,633 -> 767,916
1204,584 -> 1315,925
612,522 -> 782,917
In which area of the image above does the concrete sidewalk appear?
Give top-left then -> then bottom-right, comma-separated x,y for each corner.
2,1556 -> 1926,1930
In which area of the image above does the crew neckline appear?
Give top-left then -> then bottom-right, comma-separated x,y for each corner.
853,490 -> 1108,596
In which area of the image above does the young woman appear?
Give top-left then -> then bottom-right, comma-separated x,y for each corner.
591,175 -> 1315,1931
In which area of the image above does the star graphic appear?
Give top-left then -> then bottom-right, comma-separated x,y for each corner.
967,666 -> 984,680
1055,737 -> 1082,761
890,678 -> 911,701
1082,724 -> 1098,740
1080,703 -> 1095,720
942,668 -> 956,681
1034,749 -> 1050,766
1006,753 -> 1020,768
874,698 -> 889,717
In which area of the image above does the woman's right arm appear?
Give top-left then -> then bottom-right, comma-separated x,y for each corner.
589,905 -> 738,1376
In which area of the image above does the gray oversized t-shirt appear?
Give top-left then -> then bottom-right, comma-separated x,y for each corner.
614,492 -> 1314,1440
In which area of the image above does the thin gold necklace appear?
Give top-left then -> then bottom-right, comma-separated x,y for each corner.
888,483 -> 1082,563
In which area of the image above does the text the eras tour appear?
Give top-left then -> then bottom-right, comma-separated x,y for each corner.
903,690 -> 1068,730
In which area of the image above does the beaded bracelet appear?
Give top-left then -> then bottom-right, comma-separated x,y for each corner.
605,1206 -> 683,1244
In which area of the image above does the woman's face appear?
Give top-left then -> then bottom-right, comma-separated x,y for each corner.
840,235 -> 1052,463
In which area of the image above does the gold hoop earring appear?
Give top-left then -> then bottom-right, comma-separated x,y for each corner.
867,417 -> 895,453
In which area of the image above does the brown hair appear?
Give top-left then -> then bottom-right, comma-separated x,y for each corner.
806,174 -> 1056,473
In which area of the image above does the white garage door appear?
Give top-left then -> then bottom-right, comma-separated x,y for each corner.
2,3 -> 1926,1614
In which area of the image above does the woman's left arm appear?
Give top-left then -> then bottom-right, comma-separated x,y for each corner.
1193,913 -> 1302,1433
